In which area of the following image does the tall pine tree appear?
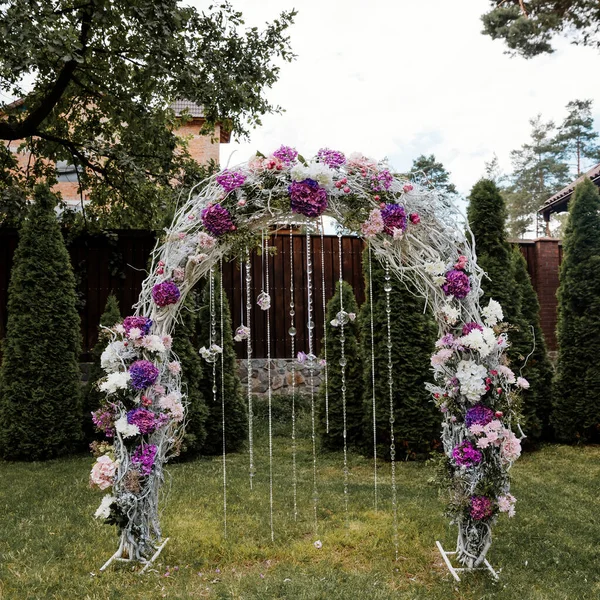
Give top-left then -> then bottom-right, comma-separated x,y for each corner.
317,280 -> 363,451
552,179 -> 600,442
197,273 -> 247,455
408,154 -> 458,196
359,248 -> 438,460
0,185 -> 82,459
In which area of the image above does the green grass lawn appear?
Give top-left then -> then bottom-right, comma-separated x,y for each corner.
1,421 -> 599,599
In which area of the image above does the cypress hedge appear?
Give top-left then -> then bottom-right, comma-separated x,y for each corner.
317,280 -> 364,451
552,179 -> 600,442
0,186 -> 82,460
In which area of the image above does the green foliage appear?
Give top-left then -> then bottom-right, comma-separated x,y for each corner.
553,179 -> 600,442
317,281 -> 364,451
359,249 -> 438,460
0,0 -> 296,227
481,1 -> 600,57
0,185 -> 82,459
197,274 -> 247,455
408,154 -> 457,196
468,179 -> 552,440
172,293 -> 209,460
84,294 -> 121,443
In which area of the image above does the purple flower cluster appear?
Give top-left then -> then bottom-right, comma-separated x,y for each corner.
442,269 -> 471,299
381,204 -> 407,235
452,440 -> 483,467
92,408 -> 115,438
152,280 -> 181,308
131,444 -> 158,476
470,495 -> 494,520
273,145 -> 298,164
127,408 -> 158,435
201,203 -> 235,237
462,321 -> 483,336
317,147 -> 346,168
465,404 -> 495,428
289,179 -> 328,217
371,169 -> 394,192
129,360 -> 160,391
215,169 -> 246,192
123,316 -> 152,336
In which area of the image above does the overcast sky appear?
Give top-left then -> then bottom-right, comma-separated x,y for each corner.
200,0 -> 600,197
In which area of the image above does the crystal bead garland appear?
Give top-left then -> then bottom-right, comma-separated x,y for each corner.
219,257 -> 227,538
337,232 -> 350,525
264,232 -> 275,542
289,227 -> 298,521
306,228 -> 319,534
245,249 -> 255,488
385,259 -> 399,560
320,220 -> 330,433
368,244 -> 378,512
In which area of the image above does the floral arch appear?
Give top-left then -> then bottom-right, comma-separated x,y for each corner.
91,146 -> 525,576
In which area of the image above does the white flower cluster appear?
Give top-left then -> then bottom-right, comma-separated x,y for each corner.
482,298 -> 503,326
455,359 -> 488,403
458,327 -> 497,358
114,414 -> 140,438
99,371 -> 131,395
290,162 -> 334,188
94,494 -> 116,520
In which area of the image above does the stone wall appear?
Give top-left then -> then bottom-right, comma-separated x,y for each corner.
238,359 -> 324,396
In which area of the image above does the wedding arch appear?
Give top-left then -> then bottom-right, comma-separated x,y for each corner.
90,146 -> 525,577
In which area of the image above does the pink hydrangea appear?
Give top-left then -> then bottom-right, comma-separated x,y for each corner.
501,430 -> 522,463
90,455 -> 117,490
470,495 -> 494,520
498,494 -> 516,517
360,208 -> 384,238
431,348 -> 453,367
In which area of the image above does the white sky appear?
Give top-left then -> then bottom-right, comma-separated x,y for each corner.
207,0 -> 600,197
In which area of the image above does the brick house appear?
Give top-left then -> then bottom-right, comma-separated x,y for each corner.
3,98 -> 230,209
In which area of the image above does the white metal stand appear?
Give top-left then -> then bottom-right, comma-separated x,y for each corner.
99,537 -> 170,574
435,540 -> 499,582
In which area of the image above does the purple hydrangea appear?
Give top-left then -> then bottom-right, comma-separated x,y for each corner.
462,321 -> 483,336
442,269 -> 471,299
91,407 -> 115,438
215,169 -> 246,193
123,316 -> 152,336
381,204 -> 407,235
131,444 -> 158,476
452,440 -> 483,467
201,203 -> 235,237
465,404 -> 495,428
272,145 -> 298,164
470,495 -> 494,520
289,179 -> 328,217
317,148 -> 346,169
127,408 -> 158,435
371,169 -> 394,192
152,280 -> 181,308
129,360 -> 160,391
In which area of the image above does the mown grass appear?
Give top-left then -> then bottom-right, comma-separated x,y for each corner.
0,415 -> 599,599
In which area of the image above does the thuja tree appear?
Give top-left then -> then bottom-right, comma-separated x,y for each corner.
359,249 -> 438,460
318,280 -> 364,451
84,293 -> 121,442
197,274 -> 247,454
172,292 -> 209,458
0,186 -> 82,459
552,179 -> 600,442
467,178 -> 552,440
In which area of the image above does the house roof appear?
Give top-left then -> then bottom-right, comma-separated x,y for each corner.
539,162 -> 600,218
169,99 -> 204,118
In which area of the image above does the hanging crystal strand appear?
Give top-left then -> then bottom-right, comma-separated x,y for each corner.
219,258 -> 227,538
337,232 -> 350,526
264,232 -> 275,542
245,249 -> 255,488
320,220 -> 330,433
368,244 -> 378,512
384,259 -> 399,561
306,228 -> 318,534
288,227 -> 298,521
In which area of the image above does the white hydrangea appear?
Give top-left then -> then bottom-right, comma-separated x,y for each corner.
114,414 -> 140,438
482,299 -> 504,326
290,162 -> 334,188
455,360 -> 488,403
441,304 -> 460,325
424,260 -> 446,276
458,327 -> 497,358
94,494 -> 115,520
141,334 -> 166,353
99,371 -> 131,394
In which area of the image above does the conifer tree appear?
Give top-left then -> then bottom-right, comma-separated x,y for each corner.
0,185 -> 82,459
552,179 -> 600,442
84,293 -> 121,442
197,274 -> 247,454
172,292 -> 209,458
317,280 -> 363,451
359,249 -> 438,460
